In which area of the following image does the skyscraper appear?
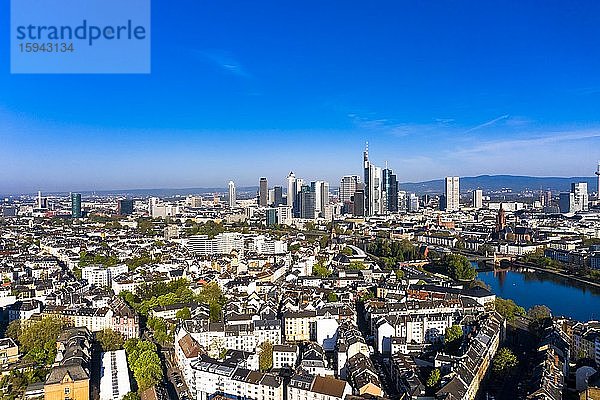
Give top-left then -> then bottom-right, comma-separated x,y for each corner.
363,143 -> 384,216
339,175 -> 360,204
228,181 -> 236,208
352,189 -> 365,217
37,191 -> 47,209
383,166 -> 398,213
310,181 -> 330,215
298,185 -> 316,219
443,176 -> 460,212
117,199 -> 134,215
71,193 -> 82,218
559,192 -> 575,213
407,193 -> 419,212
259,177 -> 268,207
571,182 -> 589,212
273,186 -> 284,206
287,172 -> 296,208
596,161 -> 600,195
472,189 -> 483,209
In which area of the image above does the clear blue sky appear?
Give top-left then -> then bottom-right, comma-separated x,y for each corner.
2,1 -> 600,193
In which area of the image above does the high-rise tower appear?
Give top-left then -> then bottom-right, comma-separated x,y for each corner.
287,172 -> 296,208
596,161 -> 600,195
228,181 -> 236,208
259,177 -> 268,207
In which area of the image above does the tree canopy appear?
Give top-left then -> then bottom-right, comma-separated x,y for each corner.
494,298 -> 525,322
443,254 -> 477,281
10,316 -> 66,365
492,347 -> 518,375
426,368 -> 441,388
124,338 -> 163,391
96,329 -> 124,352
258,341 -> 273,372
313,261 -> 332,278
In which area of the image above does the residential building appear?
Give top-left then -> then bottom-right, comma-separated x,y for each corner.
44,328 -> 91,400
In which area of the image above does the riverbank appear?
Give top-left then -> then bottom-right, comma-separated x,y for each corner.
479,268 -> 600,321
509,261 -> 600,289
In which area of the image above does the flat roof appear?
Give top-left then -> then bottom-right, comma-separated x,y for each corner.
99,349 -> 131,400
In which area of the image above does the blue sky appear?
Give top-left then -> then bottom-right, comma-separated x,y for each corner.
2,1 -> 600,193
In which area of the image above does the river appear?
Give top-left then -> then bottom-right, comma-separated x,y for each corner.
477,266 -> 600,322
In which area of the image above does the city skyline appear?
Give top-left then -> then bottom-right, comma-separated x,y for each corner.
2,2 -> 600,192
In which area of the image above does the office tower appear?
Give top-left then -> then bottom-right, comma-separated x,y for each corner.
310,181 -> 329,214
339,175 -> 360,204
383,166 -> 398,213
443,176 -> 460,212
265,208 -> 277,226
277,205 -> 293,226
259,177 -> 268,207
571,182 -> 589,212
117,199 -> 134,215
352,189 -> 365,217
596,161 -> 600,195
296,178 -> 304,192
228,181 -> 236,208
363,144 -> 384,216
71,193 -> 82,218
298,185 -> 316,219
407,193 -> 419,212
559,192 -> 575,213
472,189 -> 483,209
148,197 -> 160,216
268,188 -> 275,205
36,191 -> 47,209
545,191 -> 552,206
287,172 -> 296,207
274,186 -> 284,206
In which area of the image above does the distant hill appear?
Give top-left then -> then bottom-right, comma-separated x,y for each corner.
400,175 -> 597,194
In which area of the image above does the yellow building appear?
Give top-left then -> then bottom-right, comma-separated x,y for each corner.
44,328 -> 91,400
0,338 -> 19,367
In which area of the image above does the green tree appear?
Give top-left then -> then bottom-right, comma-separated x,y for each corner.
122,392 -> 141,400
443,254 -> 477,281
527,305 -> 552,337
124,339 -> 163,391
198,281 -> 227,322
96,329 -> 125,352
134,351 -> 163,390
326,292 -> 339,302
492,347 -> 518,375
426,368 -> 441,388
340,247 -> 353,256
176,307 -> 191,320
313,262 -> 332,277
494,298 -> 525,322
347,261 -> 366,270
258,341 -> 273,372
6,320 -> 21,341
445,325 -> 463,345
17,316 -> 66,365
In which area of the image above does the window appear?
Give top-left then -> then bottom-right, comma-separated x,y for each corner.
64,388 -> 70,394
